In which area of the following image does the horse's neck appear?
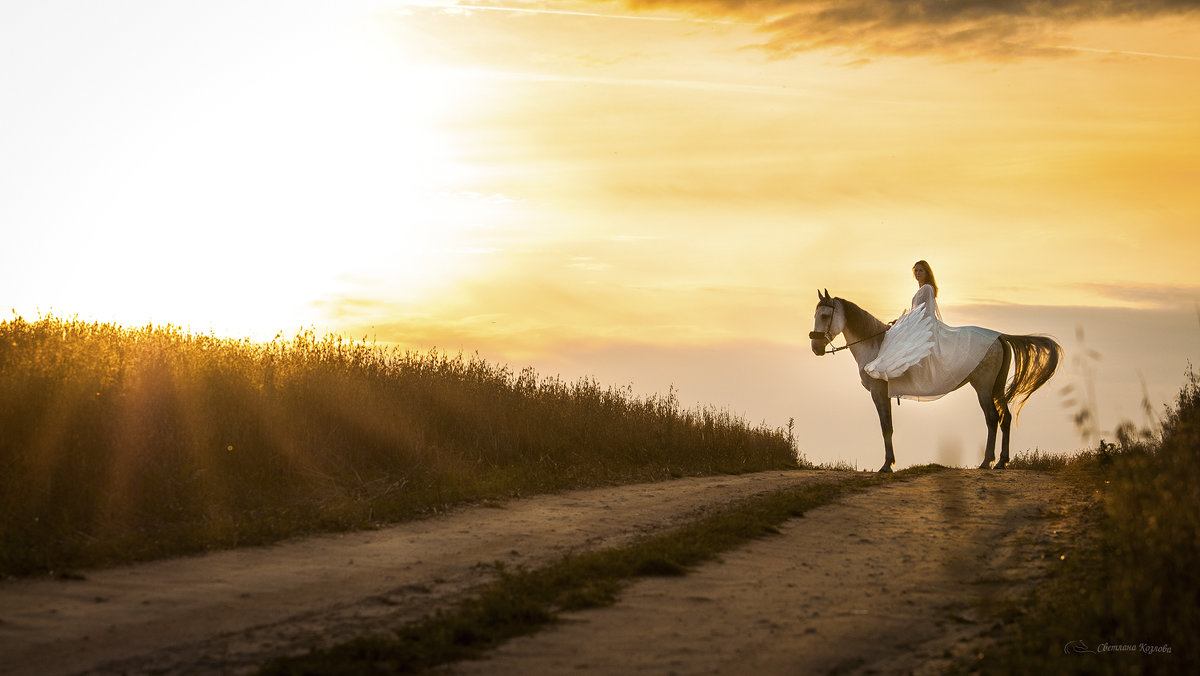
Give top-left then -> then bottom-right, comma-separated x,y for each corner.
839,300 -> 888,363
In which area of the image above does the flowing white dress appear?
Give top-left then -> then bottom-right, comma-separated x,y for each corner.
864,284 -> 1001,401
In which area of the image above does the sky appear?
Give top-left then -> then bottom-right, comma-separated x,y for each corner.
4,0 -> 1199,468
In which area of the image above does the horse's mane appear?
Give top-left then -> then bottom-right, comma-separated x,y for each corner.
836,298 -> 889,339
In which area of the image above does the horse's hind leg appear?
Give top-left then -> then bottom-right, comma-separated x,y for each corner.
972,341 -> 1006,470
975,385 -> 999,469
993,341 -> 1015,470
994,400 -> 1014,469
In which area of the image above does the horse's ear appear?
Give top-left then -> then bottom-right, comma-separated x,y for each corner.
823,288 -> 830,301
817,289 -> 823,302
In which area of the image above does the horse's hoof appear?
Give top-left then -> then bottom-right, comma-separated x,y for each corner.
994,461 -> 1008,470
878,464 -> 894,474
978,461 -> 993,470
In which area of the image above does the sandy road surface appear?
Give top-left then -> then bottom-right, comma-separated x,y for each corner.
451,469 -> 1083,676
0,470 -> 854,675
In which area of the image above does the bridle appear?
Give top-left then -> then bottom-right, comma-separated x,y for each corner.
809,298 -> 890,356
808,299 -> 839,350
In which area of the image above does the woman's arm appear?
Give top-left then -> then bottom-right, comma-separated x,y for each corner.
914,283 -> 940,321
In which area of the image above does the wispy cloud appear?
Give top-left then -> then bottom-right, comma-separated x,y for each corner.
399,1 -> 745,24
470,68 -> 920,105
1050,44 -> 1200,62
955,283 -> 1200,310
600,0 -> 1200,58
1075,283 -> 1200,310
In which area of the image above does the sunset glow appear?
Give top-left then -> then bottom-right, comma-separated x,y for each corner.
5,1 -> 1199,467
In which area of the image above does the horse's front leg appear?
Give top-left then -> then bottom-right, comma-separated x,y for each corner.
870,380 -> 895,473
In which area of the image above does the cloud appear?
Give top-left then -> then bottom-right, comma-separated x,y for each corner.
1072,283 -> 1200,310
612,0 -> 1200,58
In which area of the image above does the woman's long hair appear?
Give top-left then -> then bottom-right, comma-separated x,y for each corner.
914,260 -> 938,297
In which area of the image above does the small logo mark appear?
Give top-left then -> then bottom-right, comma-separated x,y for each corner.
1064,640 -> 1096,655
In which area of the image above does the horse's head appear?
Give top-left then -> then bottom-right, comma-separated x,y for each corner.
810,289 -> 842,356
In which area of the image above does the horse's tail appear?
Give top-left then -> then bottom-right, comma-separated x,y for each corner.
999,334 -> 1063,422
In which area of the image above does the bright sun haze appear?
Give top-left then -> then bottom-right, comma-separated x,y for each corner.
4,0 -> 1199,468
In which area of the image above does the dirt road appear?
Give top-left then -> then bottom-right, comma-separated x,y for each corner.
0,469 -> 1082,675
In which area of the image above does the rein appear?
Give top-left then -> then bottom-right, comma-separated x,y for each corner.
809,329 -> 889,355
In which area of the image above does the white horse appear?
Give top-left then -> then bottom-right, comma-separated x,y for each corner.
809,290 -> 1061,472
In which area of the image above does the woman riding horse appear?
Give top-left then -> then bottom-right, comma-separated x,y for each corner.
810,261 -> 1061,472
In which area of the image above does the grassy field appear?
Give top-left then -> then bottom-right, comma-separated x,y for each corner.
0,316 -> 801,577
974,367 -> 1200,675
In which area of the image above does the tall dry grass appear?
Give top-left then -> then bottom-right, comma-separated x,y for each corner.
980,365 -> 1200,675
0,316 -> 801,576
